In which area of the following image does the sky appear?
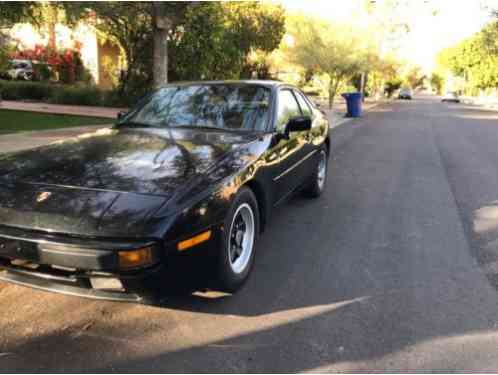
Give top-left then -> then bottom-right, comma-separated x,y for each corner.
277,0 -> 498,72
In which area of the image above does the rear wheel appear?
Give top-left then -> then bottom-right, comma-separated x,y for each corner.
218,187 -> 259,293
303,148 -> 328,198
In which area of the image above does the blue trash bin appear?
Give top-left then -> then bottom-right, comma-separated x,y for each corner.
341,92 -> 363,117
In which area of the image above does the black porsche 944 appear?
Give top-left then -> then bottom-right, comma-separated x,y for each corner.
0,81 -> 330,302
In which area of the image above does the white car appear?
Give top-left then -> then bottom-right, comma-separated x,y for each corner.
442,92 -> 460,103
6,60 -> 34,80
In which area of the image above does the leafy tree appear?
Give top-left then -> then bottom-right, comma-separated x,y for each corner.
0,2 -> 40,72
63,2 -> 155,99
0,3 -> 39,27
430,72 -> 444,94
384,77 -> 402,97
404,67 -> 426,89
170,2 -> 285,81
438,22 -> 498,94
285,15 -> 367,108
63,2 -> 285,101
368,55 -> 401,98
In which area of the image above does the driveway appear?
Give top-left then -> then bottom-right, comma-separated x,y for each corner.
2,96 -> 498,372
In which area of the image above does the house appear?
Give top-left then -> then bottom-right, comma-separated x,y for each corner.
5,21 -> 123,89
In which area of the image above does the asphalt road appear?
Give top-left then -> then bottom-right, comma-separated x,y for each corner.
2,95 -> 498,372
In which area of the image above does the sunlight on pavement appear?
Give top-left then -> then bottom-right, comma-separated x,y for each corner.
474,202 -> 498,235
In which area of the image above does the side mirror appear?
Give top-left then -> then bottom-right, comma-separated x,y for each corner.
286,116 -> 312,134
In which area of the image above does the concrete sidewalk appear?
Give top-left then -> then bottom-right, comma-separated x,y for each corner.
460,96 -> 498,111
0,125 -> 111,154
0,100 -> 125,119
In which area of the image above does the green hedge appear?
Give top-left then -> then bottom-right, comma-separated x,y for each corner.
0,81 -> 54,101
0,80 -> 127,107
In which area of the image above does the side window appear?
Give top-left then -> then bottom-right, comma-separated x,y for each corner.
276,89 -> 302,131
294,91 -> 313,117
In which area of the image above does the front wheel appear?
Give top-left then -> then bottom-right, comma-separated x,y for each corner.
217,187 -> 259,293
303,148 -> 328,198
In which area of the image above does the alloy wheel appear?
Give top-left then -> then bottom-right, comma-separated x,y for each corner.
228,203 -> 255,274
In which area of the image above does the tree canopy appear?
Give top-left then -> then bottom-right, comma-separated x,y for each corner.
61,1 -> 285,100
283,13 -> 402,107
437,22 -> 498,93
284,15 -> 367,108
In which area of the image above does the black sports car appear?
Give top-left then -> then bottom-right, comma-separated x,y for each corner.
0,81 -> 330,302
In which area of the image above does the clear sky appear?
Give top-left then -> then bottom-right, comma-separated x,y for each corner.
276,0 -> 498,72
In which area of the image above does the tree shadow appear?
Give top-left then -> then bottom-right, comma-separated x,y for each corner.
2,284 -> 498,372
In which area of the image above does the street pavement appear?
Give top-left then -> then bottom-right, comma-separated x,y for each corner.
2,95 -> 498,372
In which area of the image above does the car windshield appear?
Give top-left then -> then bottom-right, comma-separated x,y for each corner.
123,84 -> 271,132
11,61 -> 29,69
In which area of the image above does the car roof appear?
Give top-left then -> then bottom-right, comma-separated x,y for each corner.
157,80 -> 290,90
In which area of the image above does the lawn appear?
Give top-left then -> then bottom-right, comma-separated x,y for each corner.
0,109 -> 110,134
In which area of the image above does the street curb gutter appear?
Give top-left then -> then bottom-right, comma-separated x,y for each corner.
329,100 -> 388,130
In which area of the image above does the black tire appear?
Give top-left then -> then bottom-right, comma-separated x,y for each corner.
303,148 -> 328,198
218,186 -> 260,293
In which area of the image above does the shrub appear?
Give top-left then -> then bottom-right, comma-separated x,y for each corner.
384,78 -> 403,98
48,86 -> 104,106
32,63 -> 52,81
0,80 -> 55,101
0,80 -> 129,107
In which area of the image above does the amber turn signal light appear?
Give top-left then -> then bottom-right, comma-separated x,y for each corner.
119,247 -> 153,269
178,230 -> 212,251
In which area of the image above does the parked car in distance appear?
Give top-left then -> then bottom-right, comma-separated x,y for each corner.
398,88 -> 413,100
5,59 -> 34,80
0,81 -> 331,303
442,92 -> 460,103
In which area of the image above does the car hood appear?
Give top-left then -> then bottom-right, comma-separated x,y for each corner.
0,182 -> 167,238
0,127 -> 257,197
0,127 -> 257,237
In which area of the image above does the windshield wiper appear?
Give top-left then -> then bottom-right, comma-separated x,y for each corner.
169,124 -> 221,130
171,125 -> 246,133
118,121 -> 155,128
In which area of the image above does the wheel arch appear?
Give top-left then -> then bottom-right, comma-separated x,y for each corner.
324,136 -> 330,156
243,179 -> 269,234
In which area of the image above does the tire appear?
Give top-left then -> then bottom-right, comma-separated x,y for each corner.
303,148 -> 328,198
217,186 -> 259,293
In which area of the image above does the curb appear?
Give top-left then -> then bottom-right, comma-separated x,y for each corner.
329,100 -> 388,129
460,97 -> 498,111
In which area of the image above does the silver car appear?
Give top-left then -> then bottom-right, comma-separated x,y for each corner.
442,92 -> 460,103
7,60 -> 34,80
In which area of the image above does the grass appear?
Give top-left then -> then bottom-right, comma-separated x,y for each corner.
0,109 -> 110,134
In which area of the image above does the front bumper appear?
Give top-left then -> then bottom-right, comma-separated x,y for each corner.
0,263 -> 164,303
0,225 -> 165,303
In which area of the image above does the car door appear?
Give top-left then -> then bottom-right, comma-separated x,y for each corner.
292,89 -> 323,179
271,88 -> 310,203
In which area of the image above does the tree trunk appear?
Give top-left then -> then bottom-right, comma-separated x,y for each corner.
152,2 -> 170,88
328,78 -> 341,109
47,4 -> 57,51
